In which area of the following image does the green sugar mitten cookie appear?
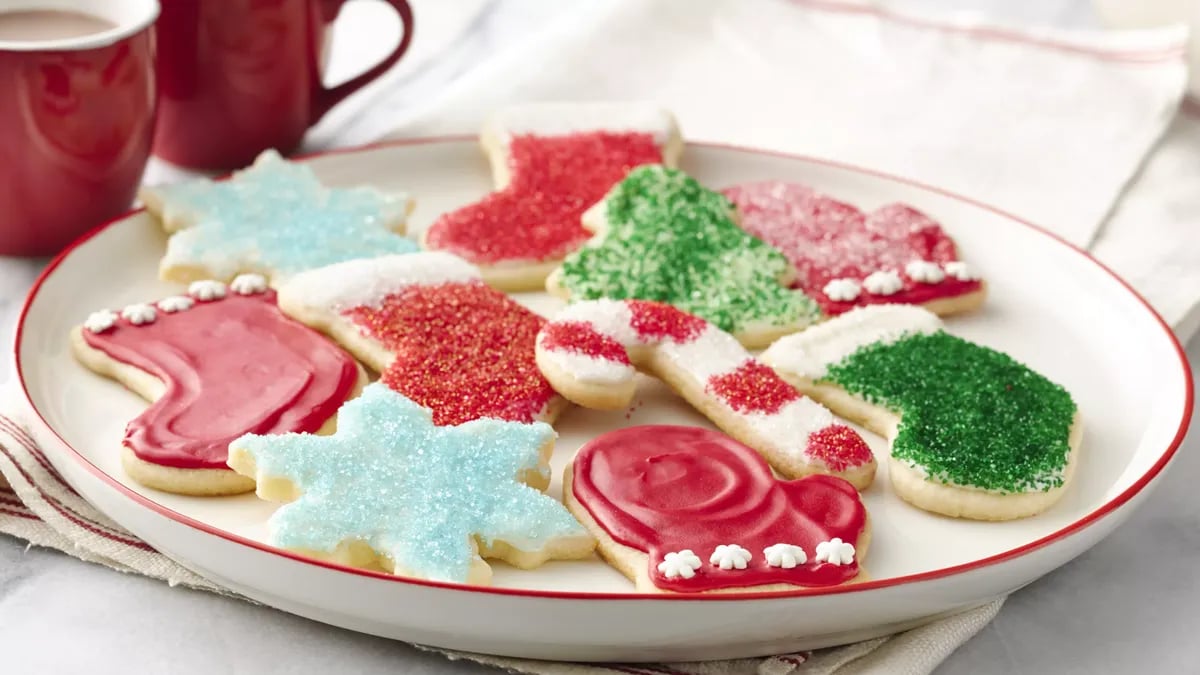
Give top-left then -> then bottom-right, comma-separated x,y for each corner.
761,304 -> 1081,521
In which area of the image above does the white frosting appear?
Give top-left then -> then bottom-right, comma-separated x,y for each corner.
657,325 -> 750,383
537,345 -> 635,385
120,303 -> 156,326
763,543 -> 807,569
944,261 -> 980,281
904,260 -> 945,284
657,549 -> 702,579
552,299 -> 639,345
230,273 -> 268,295
278,252 -> 480,311
157,296 -> 194,313
709,544 -> 752,570
486,102 -> 675,143
736,397 -> 838,466
862,270 -> 903,296
761,305 -> 944,379
814,538 -> 856,566
84,309 -> 118,333
188,280 -> 227,301
822,278 -> 861,302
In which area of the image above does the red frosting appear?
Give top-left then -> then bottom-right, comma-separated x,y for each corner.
81,291 -> 359,470
627,299 -> 707,341
343,281 -> 559,426
572,426 -> 868,592
706,360 -> 800,415
723,181 -> 982,314
426,131 -> 664,264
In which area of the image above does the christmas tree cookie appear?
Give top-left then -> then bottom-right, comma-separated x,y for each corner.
546,166 -> 820,348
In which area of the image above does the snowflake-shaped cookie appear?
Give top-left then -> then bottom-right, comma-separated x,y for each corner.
657,550 -> 703,579
227,383 -> 593,584
814,538 -> 856,566
141,150 -> 416,284
709,544 -> 752,570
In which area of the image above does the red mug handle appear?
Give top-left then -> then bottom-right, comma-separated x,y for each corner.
312,0 -> 414,123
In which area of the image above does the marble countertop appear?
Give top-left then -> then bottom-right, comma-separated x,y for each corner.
3,1 -> 1198,672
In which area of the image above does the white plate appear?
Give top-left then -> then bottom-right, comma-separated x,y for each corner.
13,139 -> 1193,662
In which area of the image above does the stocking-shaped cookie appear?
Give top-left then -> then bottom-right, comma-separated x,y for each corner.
423,102 -> 681,291
548,166 -> 820,347
761,305 -> 1081,520
566,425 -> 869,593
723,181 -> 985,316
277,252 -> 568,487
536,298 -> 875,488
229,383 -> 594,585
71,275 -> 365,496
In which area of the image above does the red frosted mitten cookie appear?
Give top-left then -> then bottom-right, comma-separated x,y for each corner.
423,102 -> 682,291
536,298 -> 876,488
723,181 -> 985,316
70,275 -> 366,496
277,252 -> 568,488
566,426 -> 870,593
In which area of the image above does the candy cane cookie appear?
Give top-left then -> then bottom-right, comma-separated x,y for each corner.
761,305 -> 1081,520
277,252 -> 568,488
535,299 -> 876,488
423,102 -> 681,291
71,275 -> 366,496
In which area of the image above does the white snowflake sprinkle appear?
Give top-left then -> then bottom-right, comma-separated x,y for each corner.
120,303 -> 157,326
763,543 -> 807,569
709,544 -> 752,570
822,278 -> 861,302
230,273 -> 268,295
944,261 -> 980,281
904,260 -> 945,284
84,309 -> 118,333
863,270 -> 903,296
657,549 -> 703,579
814,538 -> 855,566
157,295 -> 194,313
188,280 -> 227,301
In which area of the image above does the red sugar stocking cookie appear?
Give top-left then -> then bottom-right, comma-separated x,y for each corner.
566,425 -> 870,593
71,275 -> 366,496
723,181 -> 986,316
536,298 -> 876,488
423,102 -> 682,291
278,253 -> 568,486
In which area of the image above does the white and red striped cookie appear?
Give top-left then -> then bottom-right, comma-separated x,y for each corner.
535,299 -> 876,489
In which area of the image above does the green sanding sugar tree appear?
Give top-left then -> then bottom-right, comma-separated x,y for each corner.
557,166 -> 819,340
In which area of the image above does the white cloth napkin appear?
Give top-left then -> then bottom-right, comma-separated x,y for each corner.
380,0 -> 1197,337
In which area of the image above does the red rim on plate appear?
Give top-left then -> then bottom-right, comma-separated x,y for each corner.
15,137 -> 1195,601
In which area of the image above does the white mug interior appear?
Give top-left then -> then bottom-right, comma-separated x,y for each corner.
0,0 -> 159,52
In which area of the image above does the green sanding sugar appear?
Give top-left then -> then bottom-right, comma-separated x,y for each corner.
559,166 -> 819,333
821,332 -> 1077,493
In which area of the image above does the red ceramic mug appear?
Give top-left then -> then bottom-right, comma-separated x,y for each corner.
152,0 -> 413,170
0,0 -> 159,256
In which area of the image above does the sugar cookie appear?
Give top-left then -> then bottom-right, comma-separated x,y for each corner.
723,181 -> 985,316
565,426 -> 870,593
276,253 -> 568,483
140,149 -> 416,284
71,276 -> 366,496
761,305 -> 1081,520
547,166 -> 819,347
423,103 -> 681,291
536,298 -> 876,488
227,383 -> 595,585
